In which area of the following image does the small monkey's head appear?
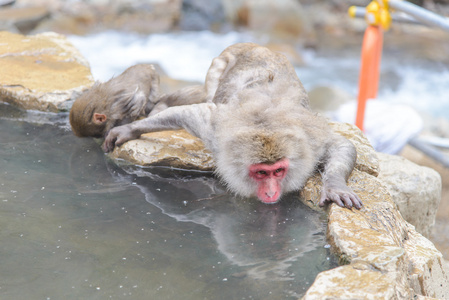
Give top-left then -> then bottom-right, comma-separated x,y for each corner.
69,92 -> 108,138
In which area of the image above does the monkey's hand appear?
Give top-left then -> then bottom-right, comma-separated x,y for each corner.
319,183 -> 362,210
103,125 -> 140,152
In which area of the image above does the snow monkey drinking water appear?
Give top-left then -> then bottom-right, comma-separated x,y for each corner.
103,43 -> 362,209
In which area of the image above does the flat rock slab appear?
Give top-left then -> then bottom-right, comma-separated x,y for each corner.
111,130 -> 214,171
0,31 -> 94,112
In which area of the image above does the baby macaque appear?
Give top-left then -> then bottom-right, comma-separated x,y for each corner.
70,64 -> 160,138
70,64 -> 208,138
103,43 -> 362,209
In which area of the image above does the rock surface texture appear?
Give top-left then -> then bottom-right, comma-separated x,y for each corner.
0,31 -> 94,112
302,172 -> 447,299
377,152 -> 442,238
109,122 -> 448,299
111,129 -> 214,171
302,124 -> 448,299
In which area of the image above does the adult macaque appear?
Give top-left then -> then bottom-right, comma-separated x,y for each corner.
70,64 -> 206,138
103,43 -> 362,209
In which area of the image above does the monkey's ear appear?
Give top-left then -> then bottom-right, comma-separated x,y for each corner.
93,113 -> 107,124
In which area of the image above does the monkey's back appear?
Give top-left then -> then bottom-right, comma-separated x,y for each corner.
210,43 -> 309,109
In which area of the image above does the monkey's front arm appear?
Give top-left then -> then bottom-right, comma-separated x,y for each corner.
103,103 -> 216,153
319,135 -> 362,209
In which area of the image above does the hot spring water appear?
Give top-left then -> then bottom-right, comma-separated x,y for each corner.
0,103 -> 335,299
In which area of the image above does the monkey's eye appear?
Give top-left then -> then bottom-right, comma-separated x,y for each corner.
253,170 -> 268,179
274,168 -> 285,177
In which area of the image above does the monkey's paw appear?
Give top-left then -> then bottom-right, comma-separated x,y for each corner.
319,185 -> 362,210
102,125 -> 139,153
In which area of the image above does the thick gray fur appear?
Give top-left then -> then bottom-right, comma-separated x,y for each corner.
103,43 -> 361,209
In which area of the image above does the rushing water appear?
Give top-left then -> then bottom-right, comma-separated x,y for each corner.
0,103 -> 336,299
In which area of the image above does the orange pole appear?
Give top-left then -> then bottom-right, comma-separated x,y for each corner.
355,25 -> 383,131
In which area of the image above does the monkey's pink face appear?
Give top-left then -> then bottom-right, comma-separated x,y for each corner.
248,158 -> 289,204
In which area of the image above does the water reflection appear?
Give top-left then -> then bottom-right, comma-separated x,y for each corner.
118,165 -> 328,282
0,106 -> 336,299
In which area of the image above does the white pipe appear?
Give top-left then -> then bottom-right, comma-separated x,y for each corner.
389,0 -> 449,32
417,136 -> 449,148
351,6 -> 421,25
409,138 -> 449,168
